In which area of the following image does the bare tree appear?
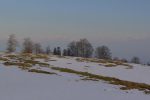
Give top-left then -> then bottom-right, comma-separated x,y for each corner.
6,34 -> 18,53
34,43 -> 43,54
67,48 -> 72,56
56,47 -> 61,56
53,48 -> 57,55
121,58 -> 128,63
46,45 -> 51,55
147,62 -> 150,66
68,38 -> 93,58
77,39 -> 93,58
131,57 -> 140,64
113,57 -> 120,61
95,45 -> 111,59
53,47 -> 61,56
68,41 -> 78,56
22,38 -> 34,53
63,49 -> 67,56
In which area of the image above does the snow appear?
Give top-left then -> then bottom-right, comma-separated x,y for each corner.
0,55 -> 150,100
0,64 -> 150,100
47,56 -> 150,84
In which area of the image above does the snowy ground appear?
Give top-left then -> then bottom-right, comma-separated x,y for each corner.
44,56 -> 150,84
0,54 -> 150,100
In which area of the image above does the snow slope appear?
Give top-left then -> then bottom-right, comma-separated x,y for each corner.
47,56 -> 150,84
0,63 -> 150,100
0,54 -> 150,100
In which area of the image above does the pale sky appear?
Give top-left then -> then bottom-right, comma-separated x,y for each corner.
0,0 -> 150,62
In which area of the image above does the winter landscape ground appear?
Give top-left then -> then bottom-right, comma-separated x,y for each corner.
0,53 -> 150,100
0,0 -> 150,100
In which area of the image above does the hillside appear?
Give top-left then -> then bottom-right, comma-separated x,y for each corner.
0,53 -> 150,100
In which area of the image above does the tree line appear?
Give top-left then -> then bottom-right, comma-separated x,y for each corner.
6,34 -> 145,65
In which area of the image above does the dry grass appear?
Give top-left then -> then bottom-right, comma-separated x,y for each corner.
51,67 -> 150,94
5,54 -> 18,59
0,57 -> 9,61
76,58 -> 106,63
24,60 -> 49,67
28,69 -> 56,75
24,60 -> 40,65
4,61 -> 31,67
31,54 -> 49,59
49,59 -> 57,61
3,61 -> 32,70
1,53 -> 51,71
76,57 -> 133,68
104,63 -> 117,67
122,63 -> 133,69
19,53 -> 49,60
38,62 -> 50,67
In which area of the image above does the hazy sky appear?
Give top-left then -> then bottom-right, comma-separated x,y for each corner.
0,0 -> 150,62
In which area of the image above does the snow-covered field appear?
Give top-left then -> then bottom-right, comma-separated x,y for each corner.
0,54 -> 150,100
48,56 -> 150,84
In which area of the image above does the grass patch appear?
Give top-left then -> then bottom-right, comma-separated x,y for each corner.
31,54 -> 49,59
3,61 -> 32,70
4,61 -> 32,67
23,60 -> 49,67
2,53 -> 50,70
38,62 -> 50,67
28,69 -> 57,75
104,63 -> 117,67
0,57 -> 9,61
76,58 -> 108,63
19,53 -> 49,60
5,54 -> 18,59
51,67 -> 150,94
5,54 -> 17,57
24,60 -> 40,65
76,58 -> 133,68
122,63 -> 133,69
49,59 -> 57,61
